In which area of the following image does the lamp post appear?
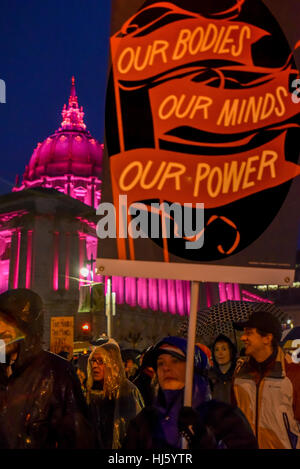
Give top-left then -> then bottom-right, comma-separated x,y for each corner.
80,253 -> 96,310
105,277 -> 116,338
80,258 -> 115,338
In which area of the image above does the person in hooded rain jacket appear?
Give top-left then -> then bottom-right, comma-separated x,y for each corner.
86,338 -> 144,449
0,288 -> 94,449
123,336 -> 257,450
132,346 -> 158,407
208,334 -> 237,404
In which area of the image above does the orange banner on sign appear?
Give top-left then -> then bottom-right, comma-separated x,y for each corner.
149,67 -> 297,139
111,6 -> 267,84
110,132 -> 300,209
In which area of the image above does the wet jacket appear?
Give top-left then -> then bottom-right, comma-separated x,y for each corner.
123,399 -> 258,449
208,334 -> 237,404
0,288 -> 94,449
86,339 -> 144,449
233,347 -> 300,449
0,349 -> 94,449
123,336 -> 257,450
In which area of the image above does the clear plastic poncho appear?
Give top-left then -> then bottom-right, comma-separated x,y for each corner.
86,339 -> 144,448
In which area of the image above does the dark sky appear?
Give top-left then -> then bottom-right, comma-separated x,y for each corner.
0,0 -> 111,194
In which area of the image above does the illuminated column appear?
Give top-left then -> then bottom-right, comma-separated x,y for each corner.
78,232 -> 86,288
233,283 -> 241,300
167,279 -> 176,314
68,231 -> 80,293
137,278 -> 148,309
53,231 -> 59,291
57,229 -> 67,291
8,229 -> 17,289
25,230 -> 33,289
87,181 -> 93,208
148,278 -> 158,311
13,229 -> 21,289
226,283 -> 234,300
30,216 -> 53,296
65,232 -> 70,290
17,228 -> 28,288
218,282 -> 227,303
205,283 -> 213,308
91,181 -> 95,208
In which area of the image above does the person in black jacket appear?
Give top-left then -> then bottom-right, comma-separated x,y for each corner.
0,288 -> 94,449
123,336 -> 257,450
132,346 -> 158,407
208,334 -> 237,404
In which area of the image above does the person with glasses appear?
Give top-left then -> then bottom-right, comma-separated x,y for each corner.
86,338 -> 144,449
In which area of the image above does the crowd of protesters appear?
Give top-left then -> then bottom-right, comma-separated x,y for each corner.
0,288 -> 299,449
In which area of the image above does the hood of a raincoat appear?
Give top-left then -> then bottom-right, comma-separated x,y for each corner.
211,334 -> 237,376
86,339 -> 145,449
0,288 -> 43,371
151,336 -> 211,448
87,338 -> 127,400
152,336 -> 209,374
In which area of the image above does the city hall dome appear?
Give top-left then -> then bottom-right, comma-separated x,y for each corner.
14,77 -> 103,208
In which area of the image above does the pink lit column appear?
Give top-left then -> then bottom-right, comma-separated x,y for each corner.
233,283 -> 241,300
13,229 -> 21,289
124,277 -> 136,307
112,276 -> 125,304
53,232 -> 59,291
167,280 -> 177,314
148,278 -> 158,311
78,233 -> 86,288
225,283 -> 234,300
218,283 -> 227,303
25,230 -> 33,289
137,278 -> 148,309
158,279 -> 168,312
65,232 -> 70,290
205,283 -> 214,308
174,280 -> 185,316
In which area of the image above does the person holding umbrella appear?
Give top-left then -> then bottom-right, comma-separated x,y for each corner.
232,310 -> 300,449
123,336 -> 257,449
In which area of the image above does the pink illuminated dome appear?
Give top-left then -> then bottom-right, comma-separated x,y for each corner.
14,77 -> 103,208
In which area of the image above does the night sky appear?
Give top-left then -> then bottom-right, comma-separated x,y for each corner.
0,0 -> 111,194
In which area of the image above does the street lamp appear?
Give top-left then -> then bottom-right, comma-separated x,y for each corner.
82,253 -> 95,283
79,256 -> 115,338
105,278 -> 116,338
80,253 -> 96,309
80,267 -> 89,278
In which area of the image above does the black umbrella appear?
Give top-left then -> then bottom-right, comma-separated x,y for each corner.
120,348 -> 141,364
178,300 -> 287,344
281,326 -> 300,345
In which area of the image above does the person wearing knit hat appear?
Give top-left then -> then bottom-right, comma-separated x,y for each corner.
0,288 -> 94,449
232,310 -> 300,449
123,336 -> 257,450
